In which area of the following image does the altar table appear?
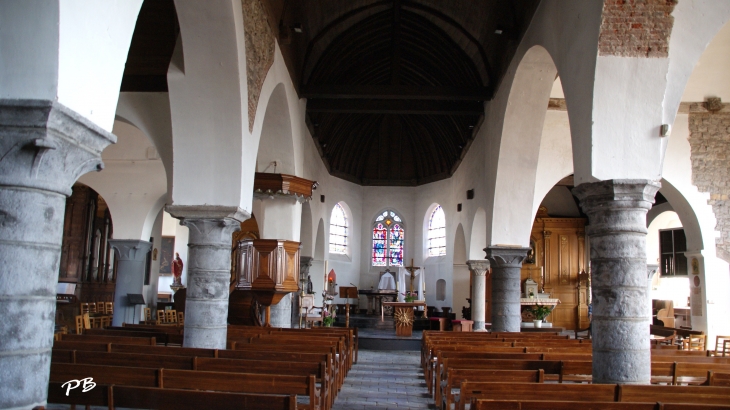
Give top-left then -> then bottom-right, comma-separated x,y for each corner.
381,301 -> 427,337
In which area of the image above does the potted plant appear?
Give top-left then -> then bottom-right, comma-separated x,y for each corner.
403,291 -> 417,303
530,304 -> 552,328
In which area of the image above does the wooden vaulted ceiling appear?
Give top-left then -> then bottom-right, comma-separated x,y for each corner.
296,0 -> 541,185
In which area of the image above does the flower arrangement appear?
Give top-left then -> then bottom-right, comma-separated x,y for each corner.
530,304 -> 552,321
323,308 -> 336,326
322,290 -> 335,303
403,290 -> 417,303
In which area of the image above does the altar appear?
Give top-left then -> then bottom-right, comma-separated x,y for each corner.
520,297 -> 560,328
382,301 -> 427,337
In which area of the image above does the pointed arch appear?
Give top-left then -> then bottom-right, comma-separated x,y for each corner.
314,218 -> 325,261
469,207 -> 487,260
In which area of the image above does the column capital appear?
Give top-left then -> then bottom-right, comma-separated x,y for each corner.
0,99 -> 116,196
485,246 -> 530,267
466,260 -> 490,276
572,179 -> 660,211
166,205 -> 250,223
573,179 -> 660,237
109,239 -> 152,261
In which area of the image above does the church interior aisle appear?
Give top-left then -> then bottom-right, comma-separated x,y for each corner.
332,350 -> 435,410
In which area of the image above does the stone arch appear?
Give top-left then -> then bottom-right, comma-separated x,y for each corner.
300,201 -> 313,257
314,218 -> 326,261
469,207 -> 487,260
78,120 -> 167,240
490,45 -> 558,247
453,223 -> 470,315
256,83 -> 295,174
167,0 -> 248,208
658,179 -> 705,255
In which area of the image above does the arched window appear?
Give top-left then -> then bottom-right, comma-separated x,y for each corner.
329,203 -> 348,254
372,210 -> 404,267
427,205 -> 446,256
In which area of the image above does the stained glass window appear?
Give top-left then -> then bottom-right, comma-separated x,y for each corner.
372,210 -> 404,267
389,224 -> 404,266
372,223 -> 387,266
427,205 -> 446,256
329,203 -> 348,254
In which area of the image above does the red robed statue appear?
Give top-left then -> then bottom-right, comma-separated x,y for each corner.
172,252 -> 184,285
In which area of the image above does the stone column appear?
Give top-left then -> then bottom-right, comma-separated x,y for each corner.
0,100 -> 115,409
466,260 -> 490,331
109,240 -> 153,326
166,206 -> 246,349
486,246 -> 530,332
270,293 -> 292,328
573,179 -> 660,384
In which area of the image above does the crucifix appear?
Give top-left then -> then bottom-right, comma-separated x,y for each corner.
405,258 -> 420,294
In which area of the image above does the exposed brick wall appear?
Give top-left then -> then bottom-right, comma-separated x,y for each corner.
598,0 -> 677,58
688,104 -> 730,262
242,0 -> 275,132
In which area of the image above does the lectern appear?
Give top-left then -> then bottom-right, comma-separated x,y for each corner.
339,286 -> 358,327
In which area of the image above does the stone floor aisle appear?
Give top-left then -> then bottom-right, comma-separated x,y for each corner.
332,350 -> 435,410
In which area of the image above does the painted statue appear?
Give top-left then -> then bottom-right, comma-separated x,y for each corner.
172,252 -> 184,285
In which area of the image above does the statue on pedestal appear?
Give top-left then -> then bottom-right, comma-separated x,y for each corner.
172,252 -> 184,285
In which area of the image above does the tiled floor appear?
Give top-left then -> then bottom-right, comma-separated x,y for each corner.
332,350 -> 436,410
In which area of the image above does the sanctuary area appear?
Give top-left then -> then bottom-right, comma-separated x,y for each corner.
2,1 -> 730,409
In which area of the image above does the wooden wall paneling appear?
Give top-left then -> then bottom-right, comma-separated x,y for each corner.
522,216 -> 586,330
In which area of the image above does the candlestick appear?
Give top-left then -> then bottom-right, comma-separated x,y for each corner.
324,260 -> 328,292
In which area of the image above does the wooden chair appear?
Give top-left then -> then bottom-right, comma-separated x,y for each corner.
714,335 -> 730,356
143,307 -> 152,323
104,301 -> 114,315
166,310 -> 178,324
301,295 -> 323,328
177,311 -> 184,325
157,310 -> 166,324
80,303 -> 91,315
75,315 -> 84,335
100,316 -> 111,329
683,334 -> 708,351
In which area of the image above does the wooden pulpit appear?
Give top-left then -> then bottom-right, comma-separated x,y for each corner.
339,286 -> 358,327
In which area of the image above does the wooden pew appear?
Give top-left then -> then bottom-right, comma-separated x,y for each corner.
53,349 -> 194,369
459,382 -> 618,410
48,363 -> 321,409
708,371 -> 730,387
59,333 -> 156,345
83,327 -> 183,345
46,381 -> 298,410
618,384 -> 730,405
194,357 -> 331,410
438,359 -> 565,404
441,369 -> 544,410
114,385 -> 297,410
472,400 -> 730,410
674,362 -> 730,385
429,351 -> 540,395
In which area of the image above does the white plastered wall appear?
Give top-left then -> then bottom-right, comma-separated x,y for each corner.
0,0 -> 143,131
78,120 -> 167,241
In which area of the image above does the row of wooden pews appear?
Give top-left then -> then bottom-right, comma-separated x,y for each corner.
47,325 -> 357,410
421,330 -> 730,410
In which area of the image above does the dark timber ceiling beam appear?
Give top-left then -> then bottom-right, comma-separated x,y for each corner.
302,85 -> 489,101
307,99 -> 484,115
